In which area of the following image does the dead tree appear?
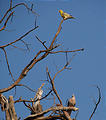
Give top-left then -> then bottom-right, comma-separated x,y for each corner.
0,1 -> 101,120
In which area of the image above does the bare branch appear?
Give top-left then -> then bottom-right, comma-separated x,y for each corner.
46,67 -> 62,105
14,90 -> 52,103
35,35 -> 48,49
0,11 -> 14,31
49,19 -> 64,49
0,26 -> 39,48
10,0 -> 12,9
49,48 -> 84,54
46,67 -> 72,120
0,2 -> 38,24
52,61 -> 71,82
89,86 -> 101,120
23,101 -> 34,113
24,106 -> 78,120
20,40 -> 30,51
40,90 -> 52,101
32,114 -> 64,120
2,48 -> 14,82
16,84 -> 36,92
0,17 -> 68,94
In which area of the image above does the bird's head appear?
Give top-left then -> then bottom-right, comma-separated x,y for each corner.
72,94 -> 75,97
59,9 -> 63,14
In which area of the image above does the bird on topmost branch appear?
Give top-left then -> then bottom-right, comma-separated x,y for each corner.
59,9 -> 75,20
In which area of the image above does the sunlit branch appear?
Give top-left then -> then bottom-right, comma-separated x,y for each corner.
49,19 -> 64,49
24,106 -> 78,120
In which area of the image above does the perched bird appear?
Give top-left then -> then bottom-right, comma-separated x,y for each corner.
67,94 -> 76,115
31,89 -> 43,114
67,94 -> 76,107
59,9 -> 75,20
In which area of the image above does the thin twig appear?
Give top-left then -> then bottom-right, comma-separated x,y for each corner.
2,48 -> 15,82
16,84 -> 36,92
0,11 -> 14,31
52,56 -> 73,82
49,48 -> 84,54
23,101 -> 34,113
35,35 -> 47,49
46,67 -> 62,105
21,40 -> 30,51
89,86 -> 101,120
10,44 -> 27,51
14,90 -> 52,103
0,2 -> 39,24
10,0 -> 12,9
0,26 -> 39,48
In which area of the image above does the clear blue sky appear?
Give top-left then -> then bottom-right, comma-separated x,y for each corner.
0,0 -> 106,119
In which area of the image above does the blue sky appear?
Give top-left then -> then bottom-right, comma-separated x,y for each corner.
0,0 -> 106,119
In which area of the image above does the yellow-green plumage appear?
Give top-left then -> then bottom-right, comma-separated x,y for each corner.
59,9 -> 75,20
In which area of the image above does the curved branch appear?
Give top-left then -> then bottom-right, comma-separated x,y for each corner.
2,48 -> 14,82
0,11 -> 14,31
0,2 -> 38,24
89,86 -> 101,120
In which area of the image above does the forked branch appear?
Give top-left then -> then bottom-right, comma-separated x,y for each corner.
0,19 -> 64,93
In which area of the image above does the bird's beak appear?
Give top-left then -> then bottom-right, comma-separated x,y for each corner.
72,16 -> 75,19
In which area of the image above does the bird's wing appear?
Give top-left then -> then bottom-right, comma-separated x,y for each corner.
63,12 -> 71,17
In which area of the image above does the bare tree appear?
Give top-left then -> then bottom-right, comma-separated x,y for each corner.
0,1 -> 101,120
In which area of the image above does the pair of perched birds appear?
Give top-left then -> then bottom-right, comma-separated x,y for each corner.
59,9 -> 75,20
